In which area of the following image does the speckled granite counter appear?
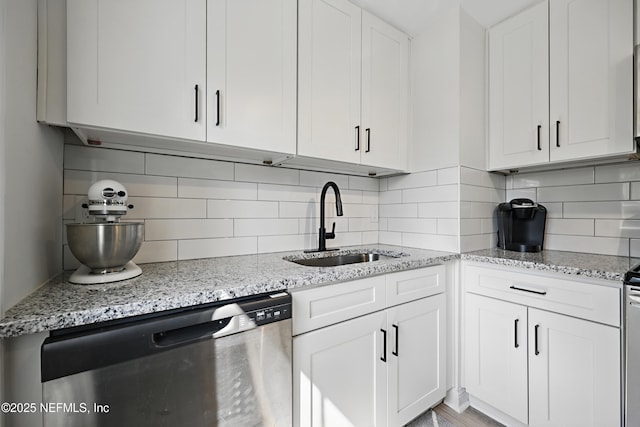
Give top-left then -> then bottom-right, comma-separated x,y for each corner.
0,245 -> 458,338
462,248 -> 638,283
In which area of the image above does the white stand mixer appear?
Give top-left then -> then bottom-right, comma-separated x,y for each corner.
67,180 -> 144,285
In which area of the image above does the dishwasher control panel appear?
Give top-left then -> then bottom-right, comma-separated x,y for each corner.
241,292 -> 291,327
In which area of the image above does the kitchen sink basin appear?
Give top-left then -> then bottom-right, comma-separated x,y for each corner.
289,252 -> 392,267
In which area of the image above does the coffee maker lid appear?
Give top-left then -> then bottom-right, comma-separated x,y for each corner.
510,198 -> 537,208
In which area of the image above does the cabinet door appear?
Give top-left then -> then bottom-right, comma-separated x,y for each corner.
488,0 -> 549,171
293,311 -> 387,427
360,11 -> 409,171
207,0 -> 296,155
464,293 -> 528,424
298,0 -> 362,164
528,308 -> 620,427
388,294 -> 446,427
549,0 -> 633,162
66,0 -> 206,141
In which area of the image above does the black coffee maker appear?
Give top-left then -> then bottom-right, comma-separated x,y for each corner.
497,198 -> 547,252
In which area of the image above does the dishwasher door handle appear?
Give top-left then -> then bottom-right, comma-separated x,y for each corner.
153,316 -> 233,347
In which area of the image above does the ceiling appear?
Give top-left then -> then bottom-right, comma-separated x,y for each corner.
350,0 -> 541,35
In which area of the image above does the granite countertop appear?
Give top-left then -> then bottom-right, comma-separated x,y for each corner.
462,248 -> 639,283
0,245 -> 458,338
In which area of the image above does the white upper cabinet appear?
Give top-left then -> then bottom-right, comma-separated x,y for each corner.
67,0 -> 206,141
297,0 -> 409,172
298,0 -> 363,165
206,0 -> 297,154
548,0 -> 632,162
488,0 -> 633,171
66,0 -> 296,158
488,1 -> 549,170
361,12 -> 410,170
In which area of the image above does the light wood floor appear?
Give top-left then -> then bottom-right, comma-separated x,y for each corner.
433,402 -> 505,427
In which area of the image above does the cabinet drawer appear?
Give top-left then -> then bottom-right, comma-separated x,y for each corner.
291,276 -> 386,335
386,265 -> 446,307
463,264 -> 620,327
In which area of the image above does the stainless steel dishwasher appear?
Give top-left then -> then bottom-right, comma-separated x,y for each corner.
41,291 -> 292,427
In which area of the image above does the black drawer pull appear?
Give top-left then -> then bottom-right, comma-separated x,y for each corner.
509,285 -> 547,296
514,318 -> 519,348
380,328 -> 387,362
392,324 -> 399,357
534,324 -> 540,355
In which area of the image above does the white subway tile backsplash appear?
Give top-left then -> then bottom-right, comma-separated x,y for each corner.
544,234 -> 629,256
402,233 -> 459,253
461,167 -> 506,189
258,184 -> 316,202
538,183 -> 629,202
380,203 -> 418,218
460,202 -> 495,219
403,184 -> 457,203
437,218 -> 459,236
208,200 -> 279,219
387,170 -> 437,190
348,218 -> 378,232
595,162 -> 640,183
63,146 -> 640,264
349,175 -> 379,192
460,185 -> 503,203
258,234 -> 311,253
419,201 -> 458,219
234,219 -> 298,237
299,170 -> 349,189
179,178 -> 257,200
545,219 -> 594,236
65,145 -> 145,174
133,240 -> 178,264
380,189 -> 402,205
280,202 -> 317,219
145,219 -> 233,241
64,170 -> 178,198
437,167 -> 459,186
146,153 -> 234,180
595,219 -> 640,238
127,197 -> 207,219
631,182 -> 640,200
235,163 -> 299,185
379,231 -> 402,246
563,201 -> 640,219
387,218 -> 437,234
179,237 -> 257,260
509,167 -> 594,189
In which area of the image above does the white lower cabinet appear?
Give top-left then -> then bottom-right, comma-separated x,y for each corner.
464,293 -> 528,424
463,265 -> 621,427
292,266 -> 447,427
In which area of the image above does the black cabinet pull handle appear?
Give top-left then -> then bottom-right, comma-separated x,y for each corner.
509,285 -> 547,296
216,90 -> 221,126
365,128 -> 371,152
534,324 -> 540,355
556,120 -> 560,147
194,85 -> 199,122
380,328 -> 387,362
514,319 -> 519,348
355,125 -> 360,151
537,125 -> 542,151
392,324 -> 399,356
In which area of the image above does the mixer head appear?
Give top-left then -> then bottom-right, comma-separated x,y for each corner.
86,180 -> 133,222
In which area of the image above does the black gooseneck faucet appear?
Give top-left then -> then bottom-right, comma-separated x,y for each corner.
317,181 -> 343,252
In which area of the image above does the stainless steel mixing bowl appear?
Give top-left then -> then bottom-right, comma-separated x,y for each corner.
66,222 -> 144,274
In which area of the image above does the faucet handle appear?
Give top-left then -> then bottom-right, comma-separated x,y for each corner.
326,222 -> 336,239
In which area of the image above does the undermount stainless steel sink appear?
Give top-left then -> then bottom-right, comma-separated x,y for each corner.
289,252 -> 390,267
